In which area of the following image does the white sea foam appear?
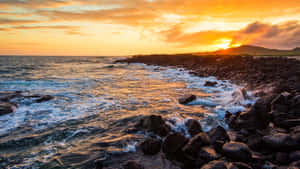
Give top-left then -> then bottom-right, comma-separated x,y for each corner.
133,64 -> 258,133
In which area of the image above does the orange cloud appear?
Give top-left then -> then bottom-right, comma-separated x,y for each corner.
0,18 -> 39,25
160,21 -> 300,50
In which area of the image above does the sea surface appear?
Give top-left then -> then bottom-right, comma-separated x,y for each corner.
0,56 -> 256,168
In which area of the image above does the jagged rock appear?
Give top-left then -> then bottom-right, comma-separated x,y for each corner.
140,138 -> 161,155
185,119 -> 202,137
222,142 -> 252,162
198,146 -> 218,162
162,133 -> 188,156
183,132 -> 210,157
123,161 -> 144,169
201,160 -> 227,169
204,81 -> 218,87
0,102 -> 17,116
137,115 -> 170,137
179,95 -> 196,104
262,133 -> 295,150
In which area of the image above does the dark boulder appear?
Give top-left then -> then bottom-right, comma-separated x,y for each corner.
179,94 -> 196,104
162,132 -> 188,157
262,133 -> 295,150
201,160 -> 228,169
123,161 -> 144,169
198,146 -> 218,162
185,119 -> 203,137
209,126 -> 230,145
183,132 -> 210,157
35,95 -> 54,103
94,159 -> 103,169
275,152 -> 290,165
289,151 -> 300,162
0,102 -> 17,116
140,138 -> 161,155
274,118 -> 300,129
222,142 -> 252,162
204,81 -> 218,87
271,92 -> 291,110
236,94 -> 275,130
137,115 -> 170,137
246,134 -> 264,151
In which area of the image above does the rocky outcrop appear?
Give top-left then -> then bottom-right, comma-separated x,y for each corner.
179,95 -> 196,104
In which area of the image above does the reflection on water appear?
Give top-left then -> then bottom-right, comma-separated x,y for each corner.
0,56 -> 255,168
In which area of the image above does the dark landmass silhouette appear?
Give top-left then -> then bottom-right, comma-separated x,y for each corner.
194,45 -> 300,56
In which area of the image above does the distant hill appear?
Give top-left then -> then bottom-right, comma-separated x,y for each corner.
195,45 -> 300,56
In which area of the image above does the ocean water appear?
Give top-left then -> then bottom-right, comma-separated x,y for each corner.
0,56 -> 256,168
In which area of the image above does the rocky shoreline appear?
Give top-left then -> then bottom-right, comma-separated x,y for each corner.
107,55 -> 300,169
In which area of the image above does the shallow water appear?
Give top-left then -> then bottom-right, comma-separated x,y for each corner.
0,56 -> 255,168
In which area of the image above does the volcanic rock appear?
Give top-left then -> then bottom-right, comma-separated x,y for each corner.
182,132 -> 210,157
123,161 -> 144,169
275,152 -> 290,165
222,142 -> 252,162
137,115 -> 170,137
179,94 -> 196,104
140,138 -> 161,155
209,126 -> 230,145
204,81 -> 218,87
289,151 -> 300,162
262,133 -> 295,150
185,119 -> 203,137
162,132 -> 188,156
198,146 -> 218,162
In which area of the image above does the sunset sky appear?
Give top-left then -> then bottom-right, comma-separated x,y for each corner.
0,0 -> 300,56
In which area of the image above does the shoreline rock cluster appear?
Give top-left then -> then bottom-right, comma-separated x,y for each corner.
111,55 -> 300,169
0,91 -> 54,116
120,105 -> 300,169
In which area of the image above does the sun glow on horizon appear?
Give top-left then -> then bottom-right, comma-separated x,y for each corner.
213,38 -> 242,50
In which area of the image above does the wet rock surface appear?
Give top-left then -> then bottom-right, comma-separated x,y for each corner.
179,94 -> 197,104
185,119 -> 203,137
222,142 -> 252,162
0,102 -> 17,115
0,91 -> 54,116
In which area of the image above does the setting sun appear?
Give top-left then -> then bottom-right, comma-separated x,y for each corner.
215,39 -> 232,50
